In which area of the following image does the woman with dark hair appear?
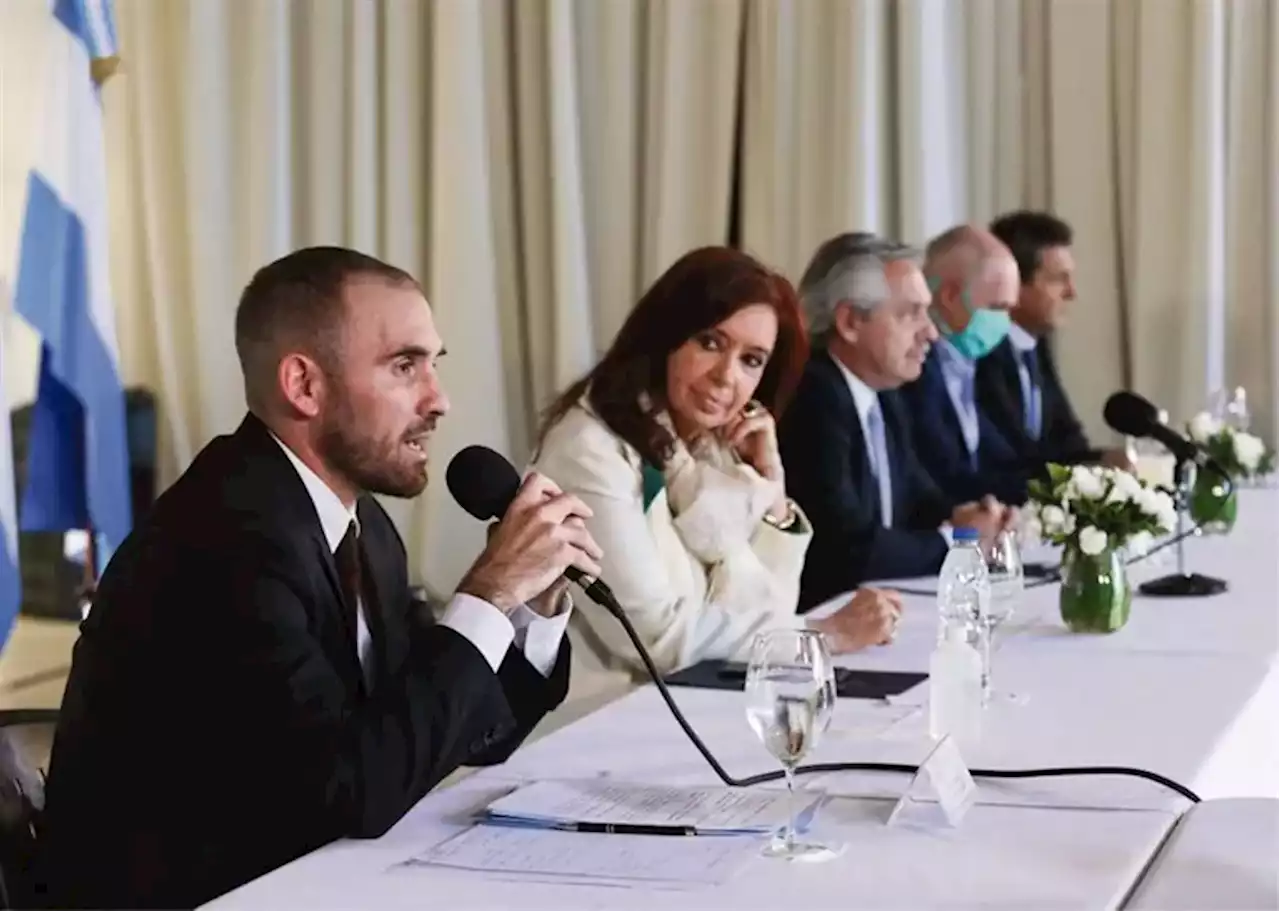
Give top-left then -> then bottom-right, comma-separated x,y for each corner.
534,246 -> 902,679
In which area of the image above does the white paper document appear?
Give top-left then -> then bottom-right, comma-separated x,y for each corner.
483,779 -> 818,834
401,823 -> 755,888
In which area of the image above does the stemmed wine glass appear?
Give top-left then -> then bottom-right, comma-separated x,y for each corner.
982,530 -> 1025,706
744,629 -> 840,862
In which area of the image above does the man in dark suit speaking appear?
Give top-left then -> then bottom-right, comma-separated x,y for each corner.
778,233 -> 1010,609
36,247 -> 603,909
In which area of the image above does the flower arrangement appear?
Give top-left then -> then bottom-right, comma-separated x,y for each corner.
1026,463 -> 1178,558
1187,413 -> 1276,480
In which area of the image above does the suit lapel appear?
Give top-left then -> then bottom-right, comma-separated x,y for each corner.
355,499 -> 408,686
879,392 -> 905,527
977,341 -> 1030,453
817,356 -> 882,524
924,351 -> 970,458
231,413 -> 368,692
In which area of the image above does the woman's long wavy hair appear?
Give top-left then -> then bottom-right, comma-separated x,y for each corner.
539,246 -> 809,467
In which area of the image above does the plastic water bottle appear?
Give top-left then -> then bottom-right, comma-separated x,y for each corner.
929,625 -> 984,747
930,527 -> 991,741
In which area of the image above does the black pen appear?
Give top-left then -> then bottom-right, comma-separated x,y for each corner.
566,821 -> 698,836
484,816 -> 718,837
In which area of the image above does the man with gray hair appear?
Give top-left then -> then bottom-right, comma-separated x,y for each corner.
778,232 -> 1008,609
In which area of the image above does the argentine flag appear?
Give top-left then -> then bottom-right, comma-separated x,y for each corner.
14,0 -> 131,570
1,284 -> 20,653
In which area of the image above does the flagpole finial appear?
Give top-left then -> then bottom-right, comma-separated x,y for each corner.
91,55 -> 121,86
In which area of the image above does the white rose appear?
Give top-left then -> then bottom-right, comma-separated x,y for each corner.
1105,481 -> 1131,505
1112,469 -> 1143,498
1040,505 -> 1066,535
1126,530 -> 1154,559
1022,515 -> 1043,543
1078,526 -> 1109,556
1139,488 -> 1177,531
1062,510 -> 1077,536
1233,432 -> 1265,473
1069,465 -> 1105,500
1189,412 -> 1222,443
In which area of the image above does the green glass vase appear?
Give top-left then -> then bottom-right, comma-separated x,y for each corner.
1188,470 -> 1238,535
1059,547 -> 1131,634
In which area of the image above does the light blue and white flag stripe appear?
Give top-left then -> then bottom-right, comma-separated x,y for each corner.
0,285 -> 21,654
13,0 -> 131,568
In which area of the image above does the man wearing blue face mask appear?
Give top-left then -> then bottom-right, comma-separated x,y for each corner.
899,225 -> 1034,506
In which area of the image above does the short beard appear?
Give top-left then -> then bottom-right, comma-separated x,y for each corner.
316,377 -> 430,500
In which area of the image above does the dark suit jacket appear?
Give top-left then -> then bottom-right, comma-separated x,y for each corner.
898,347 -> 1034,506
778,355 -> 955,610
36,414 -> 570,910
976,336 -> 1101,468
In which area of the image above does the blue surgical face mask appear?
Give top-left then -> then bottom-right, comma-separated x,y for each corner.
930,282 -> 1011,360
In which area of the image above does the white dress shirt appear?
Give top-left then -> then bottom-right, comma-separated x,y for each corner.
272,437 -> 570,680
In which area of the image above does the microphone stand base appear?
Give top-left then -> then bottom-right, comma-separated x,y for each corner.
1138,573 -> 1228,598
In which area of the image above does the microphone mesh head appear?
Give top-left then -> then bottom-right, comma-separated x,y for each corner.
445,445 -> 521,520
1103,391 -> 1159,437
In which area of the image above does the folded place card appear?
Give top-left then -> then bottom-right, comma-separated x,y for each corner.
885,735 -> 977,830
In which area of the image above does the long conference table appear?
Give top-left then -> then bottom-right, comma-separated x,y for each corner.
208,489 -> 1279,909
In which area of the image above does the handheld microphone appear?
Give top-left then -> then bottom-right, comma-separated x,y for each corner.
445,444 -> 622,614
442,444 -> 1200,802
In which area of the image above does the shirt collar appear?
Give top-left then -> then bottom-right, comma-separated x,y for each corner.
934,339 -> 977,381
1007,320 -> 1038,353
272,433 -> 359,553
829,351 -> 880,424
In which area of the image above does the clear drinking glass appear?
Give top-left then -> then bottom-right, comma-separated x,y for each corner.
982,530 -> 1025,705
744,629 -> 839,862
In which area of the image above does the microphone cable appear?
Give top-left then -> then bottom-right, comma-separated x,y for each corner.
582,583 -> 1200,803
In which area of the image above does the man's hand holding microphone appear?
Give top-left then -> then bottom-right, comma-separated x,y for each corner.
457,472 -> 603,618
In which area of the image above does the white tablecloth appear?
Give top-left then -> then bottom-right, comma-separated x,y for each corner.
207,490 -> 1279,910
1127,797 -> 1279,910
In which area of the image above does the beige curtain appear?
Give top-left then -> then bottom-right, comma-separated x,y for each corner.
100,0 -> 744,594
739,0 -> 1031,280
1043,0 -> 1278,446
738,0 -> 1278,445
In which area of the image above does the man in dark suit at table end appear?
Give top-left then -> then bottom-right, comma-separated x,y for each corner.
35,247 -> 603,910
777,233 -> 1011,610
982,210 -> 1133,472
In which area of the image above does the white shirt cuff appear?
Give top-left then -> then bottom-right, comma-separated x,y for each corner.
439,593 -> 515,672
509,593 -> 573,678
938,524 -> 955,548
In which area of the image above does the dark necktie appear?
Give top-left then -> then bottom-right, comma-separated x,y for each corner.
1020,348 -> 1043,439
335,520 -> 362,644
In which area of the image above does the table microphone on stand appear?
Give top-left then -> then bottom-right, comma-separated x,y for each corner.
1102,391 -> 1230,597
